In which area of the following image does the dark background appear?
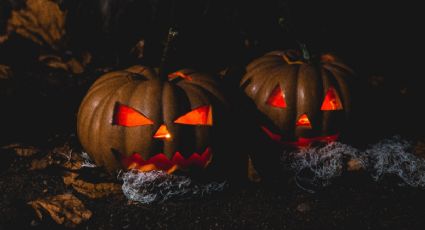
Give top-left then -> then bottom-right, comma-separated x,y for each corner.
0,0 -> 423,145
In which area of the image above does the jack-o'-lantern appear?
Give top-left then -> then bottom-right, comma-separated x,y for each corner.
77,66 -> 231,174
241,50 -> 354,147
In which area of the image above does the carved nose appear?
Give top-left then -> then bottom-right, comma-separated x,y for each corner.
153,124 -> 171,139
296,114 -> 312,128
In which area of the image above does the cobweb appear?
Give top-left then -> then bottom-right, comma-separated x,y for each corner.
120,170 -> 227,204
284,142 -> 367,191
285,136 -> 425,191
367,136 -> 425,187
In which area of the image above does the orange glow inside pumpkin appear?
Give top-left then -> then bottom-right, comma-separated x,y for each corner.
260,125 -> 339,147
261,126 -> 282,142
122,147 -> 213,173
153,125 -> 171,139
321,87 -> 343,110
114,104 -> 153,127
168,71 -> 193,81
267,85 -> 287,108
296,114 -> 312,128
174,105 -> 213,125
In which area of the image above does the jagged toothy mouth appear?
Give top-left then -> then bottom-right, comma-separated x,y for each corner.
261,126 -> 339,147
119,147 -> 213,173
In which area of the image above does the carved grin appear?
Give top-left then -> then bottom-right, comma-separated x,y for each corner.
261,126 -> 339,147
119,148 -> 213,173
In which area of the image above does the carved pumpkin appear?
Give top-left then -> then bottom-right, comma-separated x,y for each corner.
241,50 -> 354,147
77,66 -> 231,174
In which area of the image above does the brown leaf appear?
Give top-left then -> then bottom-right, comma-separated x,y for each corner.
66,58 -> 84,74
247,156 -> 261,183
28,193 -> 92,228
0,64 -> 13,80
81,52 -> 92,66
29,155 -> 54,170
62,161 -> 84,171
414,139 -> 425,159
39,55 -> 86,74
27,143 -> 94,171
62,172 -> 79,185
0,35 -> 8,43
39,54 -> 68,71
7,0 -> 66,50
131,39 -> 145,59
63,172 -> 122,199
1,143 -> 40,157
347,158 -> 364,171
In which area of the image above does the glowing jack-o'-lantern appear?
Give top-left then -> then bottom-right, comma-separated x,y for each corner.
77,66 -> 230,174
241,50 -> 354,148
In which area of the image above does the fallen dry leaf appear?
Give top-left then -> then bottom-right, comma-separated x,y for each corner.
131,39 -> 145,59
28,193 -> 92,228
247,156 -> 261,183
39,54 -> 87,74
66,58 -> 84,74
63,172 -> 122,199
347,158 -> 364,171
29,143 -> 94,170
1,143 -> 40,157
39,55 -> 68,70
414,139 -> 425,159
7,0 -> 66,50
0,64 -> 13,80
0,35 -> 8,43
29,155 -> 54,170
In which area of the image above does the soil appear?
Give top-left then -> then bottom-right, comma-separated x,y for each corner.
2,137 -> 425,230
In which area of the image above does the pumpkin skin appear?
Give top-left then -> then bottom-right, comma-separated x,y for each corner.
241,50 -> 354,147
77,66 -> 230,174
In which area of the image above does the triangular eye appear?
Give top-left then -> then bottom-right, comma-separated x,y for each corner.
114,104 -> 154,126
267,85 -> 287,108
174,105 -> 213,126
321,87 -> 343,110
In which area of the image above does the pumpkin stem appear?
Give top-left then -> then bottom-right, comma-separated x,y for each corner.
298,42 -> 311,63
159,27 -> 178,80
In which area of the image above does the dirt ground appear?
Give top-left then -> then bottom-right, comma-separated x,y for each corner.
2,136 -> 425,230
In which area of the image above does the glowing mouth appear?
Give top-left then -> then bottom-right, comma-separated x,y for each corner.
120,147 -> 213,173
261,126 -> 339,147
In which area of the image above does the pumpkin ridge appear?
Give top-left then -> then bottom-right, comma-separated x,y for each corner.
90,71 -> 129,89
130,80 -> 163,161
110,81 -> 145,162
320,67 -> 335,135
79,83 -> 122,161
182,79 -> 227,106
246,55 -> 281,72
244,64 -> 283,100
177,83 -> 213,155
246,59 -> 284,80
323,66 -> 352,115
98,82 -> 137,169
79,75 -> 128,114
